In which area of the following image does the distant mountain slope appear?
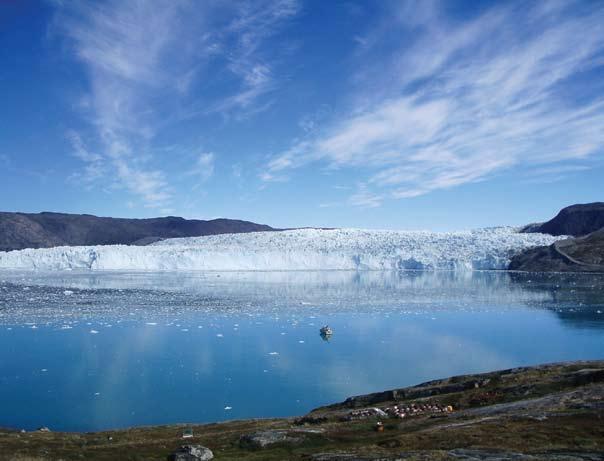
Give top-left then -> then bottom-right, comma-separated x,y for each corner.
509,229 -> 604,272
512,202 -> 604,272
522,202 -> 604,237
0,212 -> 275,251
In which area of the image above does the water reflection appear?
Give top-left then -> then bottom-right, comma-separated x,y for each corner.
0,270 -> 603,431
508,272 -> 604,330
1,270 -> 603,327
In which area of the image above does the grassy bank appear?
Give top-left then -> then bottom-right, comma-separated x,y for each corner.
1,361 -> 603,460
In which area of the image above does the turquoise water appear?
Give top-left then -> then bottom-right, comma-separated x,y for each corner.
0,270 -> 603,431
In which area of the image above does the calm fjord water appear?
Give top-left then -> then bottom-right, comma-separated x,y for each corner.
0,270 -> 603,432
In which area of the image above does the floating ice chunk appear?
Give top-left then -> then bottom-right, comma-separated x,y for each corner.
63,290 -> 74,296
146,322 -> 157,326
298,340 -> 305,344
90,330 -> 99,334
41,369 -> 47,372
224,406 -> 232,410
268,352 -> 279,355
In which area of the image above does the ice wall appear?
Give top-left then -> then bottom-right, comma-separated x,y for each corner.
0,228 -> 561,271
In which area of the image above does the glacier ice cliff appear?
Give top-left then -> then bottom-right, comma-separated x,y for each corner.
0,228 -> 562,271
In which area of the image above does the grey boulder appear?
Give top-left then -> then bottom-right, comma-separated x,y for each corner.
168,444 -> 213,461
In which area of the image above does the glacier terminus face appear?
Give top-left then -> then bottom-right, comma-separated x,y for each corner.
0,228 -> 562,271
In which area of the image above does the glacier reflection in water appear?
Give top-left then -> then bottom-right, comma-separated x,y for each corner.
0,270 -> 603,431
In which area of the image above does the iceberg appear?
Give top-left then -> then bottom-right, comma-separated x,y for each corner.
0,228 -> 561,272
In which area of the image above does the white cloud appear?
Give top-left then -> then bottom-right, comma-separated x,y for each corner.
208,0 -> 300,116
187,152 -> 215,183
529,164 -> 591,177
263,1 -> 604,204
232,163 -> 242,178
54,1 -> 200,207
53,0 -> 299,208
66,131 -> 107,187
348,184 -> 382,209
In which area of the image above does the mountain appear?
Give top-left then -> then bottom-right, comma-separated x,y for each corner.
522,202 -> 604,237
509,228 -> 604,272
0,211 -> 275,252
510,202 -> 604,272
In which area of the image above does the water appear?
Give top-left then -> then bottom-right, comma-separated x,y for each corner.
0,270 -> 603,432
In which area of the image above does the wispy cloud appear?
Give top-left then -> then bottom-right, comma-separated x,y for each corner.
186,152 -> 215,188
53,0 -> 299,208
53,1 -> 200,207
520,162 -> 595,185
207,0 -> 299,116
66,131 -> 106,186
348,184 -> 382,209
263,1 -> 604,206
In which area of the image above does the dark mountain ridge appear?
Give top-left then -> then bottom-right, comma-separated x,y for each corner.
522,202 -> 604,237
0,211 -> 276,252
509,229 -> 604,272
511,202 -> 604,272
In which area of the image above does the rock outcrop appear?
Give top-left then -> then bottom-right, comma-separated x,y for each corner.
239,430 -> 304,449
522,202 -> 604,237
168,444 -> 213,460
512,203 -> 604,272
0,211 -> 275,251
509,229 -> 604,272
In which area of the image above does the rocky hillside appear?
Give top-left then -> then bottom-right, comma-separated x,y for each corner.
523,202 -> 604,237
511,203 -> 604,272
510,228 -> 604,272
0,212 -> 275,252
1,361 -> 602,460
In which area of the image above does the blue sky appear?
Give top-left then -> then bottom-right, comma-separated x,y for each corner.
0,0 -> 603,230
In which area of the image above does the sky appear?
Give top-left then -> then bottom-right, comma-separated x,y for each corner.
0,0 -> 603,231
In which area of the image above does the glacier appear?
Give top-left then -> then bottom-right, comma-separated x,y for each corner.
0,228 -> 562,271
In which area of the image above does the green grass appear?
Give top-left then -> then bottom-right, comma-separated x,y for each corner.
1,361 -> 603,461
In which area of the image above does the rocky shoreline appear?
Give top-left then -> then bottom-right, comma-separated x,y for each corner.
1,361 -> 603,460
